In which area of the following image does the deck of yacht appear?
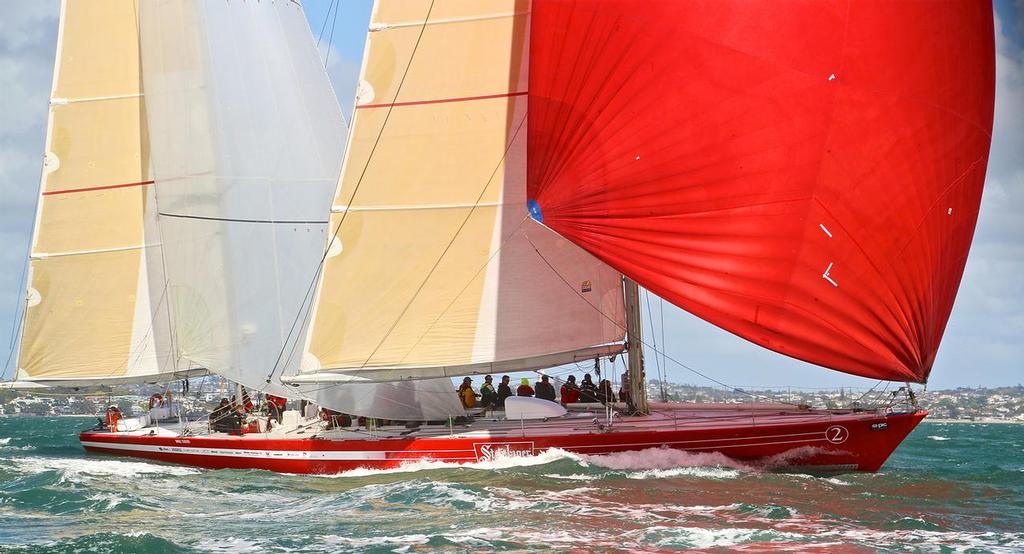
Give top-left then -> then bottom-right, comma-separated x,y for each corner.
102,402 -> 888,442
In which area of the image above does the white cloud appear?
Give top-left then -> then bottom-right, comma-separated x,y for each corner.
0,2 -> 57,376
931,5 -> 1024,387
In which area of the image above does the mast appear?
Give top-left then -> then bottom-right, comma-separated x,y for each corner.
623,277 -> 649,414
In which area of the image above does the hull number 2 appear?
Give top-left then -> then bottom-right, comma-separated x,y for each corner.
825,425 -> 849,444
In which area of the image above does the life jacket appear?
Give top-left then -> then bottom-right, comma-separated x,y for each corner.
105,407 -> 122,431
460,386 -> 477,409
560,384 -> 581,404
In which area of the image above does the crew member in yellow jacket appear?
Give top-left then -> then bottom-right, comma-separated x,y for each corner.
458,377 -> 480,409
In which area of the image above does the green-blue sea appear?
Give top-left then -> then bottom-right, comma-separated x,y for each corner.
1,417 -> 1022,553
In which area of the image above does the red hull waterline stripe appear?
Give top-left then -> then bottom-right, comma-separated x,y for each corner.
357,91 -> 528,110
42,180 -> 154,196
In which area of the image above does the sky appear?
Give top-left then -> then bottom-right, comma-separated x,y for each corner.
0,1 -> 1021,391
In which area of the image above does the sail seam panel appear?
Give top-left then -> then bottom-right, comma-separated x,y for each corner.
30,243 -> 160,259
50,92 -> 143,105
332,201 -> 502,213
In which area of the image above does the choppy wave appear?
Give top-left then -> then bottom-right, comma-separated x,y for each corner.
0,417 -> 1022,552
929,435 -> 952,441
318,446 -> 754,482
13,456 -> 201,482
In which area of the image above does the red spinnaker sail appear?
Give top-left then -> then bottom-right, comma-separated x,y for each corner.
527,1 -> 995,382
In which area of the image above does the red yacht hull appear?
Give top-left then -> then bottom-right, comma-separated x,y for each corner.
80,410 -> 926,474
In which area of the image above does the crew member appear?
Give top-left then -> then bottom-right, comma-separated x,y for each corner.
480,375 -> 498,409
535,375 -> 556,402
321,408 -> 346,430
597,379 -> 616,404
560,375 -> 581,405
458,377 -> 479,409
517,378 -> 535,397
265,397 -> 282,424
240,387 -> 254,412
497,375 -> 513,408
618,371 -> 632,406
211,398 -> 240,433
105,405 -> 123,432
580,373 -> 598,403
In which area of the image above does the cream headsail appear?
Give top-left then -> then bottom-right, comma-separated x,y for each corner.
290,0 -> 625,384
9,0 -> 201,388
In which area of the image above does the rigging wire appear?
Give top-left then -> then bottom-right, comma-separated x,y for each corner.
660,296 -> 666,397
520,232 -> 778,405
264,0 -> 438,388
644,288 -> 668,402
323,0 -> 341,67
316,0 -> 339,48
849,379 -> 885,408
4,260 -> 28,352
315,0 -> 348,129
1,262 -> 29,376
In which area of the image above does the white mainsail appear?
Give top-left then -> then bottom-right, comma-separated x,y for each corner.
10,0 -> 201,388
292,0 -> 626,383
136,0 -> 466,420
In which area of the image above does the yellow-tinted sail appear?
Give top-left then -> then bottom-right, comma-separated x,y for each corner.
14,1 -> 192,386
298,0 -> 625,382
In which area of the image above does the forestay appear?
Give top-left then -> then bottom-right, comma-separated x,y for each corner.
295,0 -> 625,383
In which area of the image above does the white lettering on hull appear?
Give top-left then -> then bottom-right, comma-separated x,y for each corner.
473,442 -> 535,461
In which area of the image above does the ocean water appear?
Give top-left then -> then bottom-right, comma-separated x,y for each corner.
0,417 -> 1022,553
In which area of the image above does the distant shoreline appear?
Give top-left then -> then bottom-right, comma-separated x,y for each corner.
0,414 -> 98,418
